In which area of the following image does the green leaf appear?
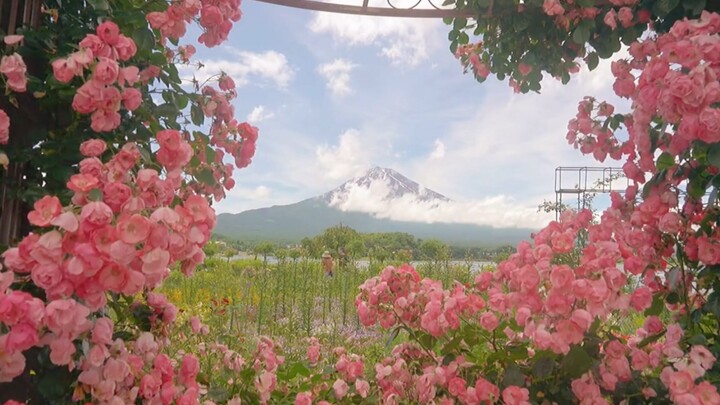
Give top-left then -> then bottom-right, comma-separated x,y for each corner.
587,52 -> 599,71
453,17 -> 467,31
155,103 -> 177,119
687,334 -> 708,345
560,345 -> 593,378
38,366 -> 75,400
386,327 -> 400,349
191,104 -> 205,126
196,168 -> 216,186
652,0 -> 680,17
572,23 -> 591,45
501,364 -> 525,387
644,293 -> 665,316
132,27 -> 155,53
87,0 -> 110,10
656,152 -> 675,170
458,32 -> 469,45
683,0 -> 706,16
708,143 -> 720,167
638,330 -> 666,348
173,95 -> 189,111
206,145 -> 216,163
705,291 -> 720,318
532,356 -> 555,378
207,387 -> 229,402
286,362 -> 311,379
88,188 -> 103,201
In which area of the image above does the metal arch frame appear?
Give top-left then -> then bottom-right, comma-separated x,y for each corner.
253,0 -> 476,18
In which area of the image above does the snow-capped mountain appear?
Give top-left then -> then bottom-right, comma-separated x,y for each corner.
320,167 -> 450,206
214,167 -> 535,246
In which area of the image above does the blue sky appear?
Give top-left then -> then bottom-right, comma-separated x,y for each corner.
186,0 -> 627,228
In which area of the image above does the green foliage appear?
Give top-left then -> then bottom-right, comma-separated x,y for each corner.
446,0 -> 708,92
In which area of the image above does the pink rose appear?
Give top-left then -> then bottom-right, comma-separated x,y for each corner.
693,381 -> 720,404
6,322 -> 39,351
117,214 -> 151,244
355,379 -> 370,398
0,53 -> 27,92
80,139 -> 107,157
80,34 -> 111,58
502,386 -> 531,405
543,0 -> 564,16
643,316 -> 664,335
0,109 -> 8,144
295,392 -> 312,405
604,10 -> 617,30
90,109 -> 121,132
0,335 -> 26,382
27,195 -> 62,227
122,87 -> 142,111
630,287 -> 653,311
52,58 -> 76,83
618,7 -> 634,28
49,337 -> 76,365
114,35 -> 137,61
93,57 -> 119,84
3,35 -> 23,45
142,248 -> 170,276
118,66 -> 139,86
97,21 -> 120,46
219,74 -> 236,91
80,201 -> 114,226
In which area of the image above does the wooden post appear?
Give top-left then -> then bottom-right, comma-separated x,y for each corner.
0,0 -> 42,249
0,2 -> 47,403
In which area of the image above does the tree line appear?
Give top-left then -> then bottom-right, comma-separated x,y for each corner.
210,225 -> 515,264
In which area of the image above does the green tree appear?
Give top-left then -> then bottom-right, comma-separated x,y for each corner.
420,239 -> 450,267
254,241 -> 275,267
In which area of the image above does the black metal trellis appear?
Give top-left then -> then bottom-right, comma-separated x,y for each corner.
253,0 -> 476,18
554,166 -> 628,219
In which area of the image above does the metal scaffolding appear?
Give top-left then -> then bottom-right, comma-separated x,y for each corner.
554,166 -> 628,219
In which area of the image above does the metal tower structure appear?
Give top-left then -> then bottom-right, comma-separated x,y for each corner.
253,0 -> 476,18
554,166 -> 628,219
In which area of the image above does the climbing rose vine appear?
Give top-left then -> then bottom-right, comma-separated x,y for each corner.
0,0 -> 256,403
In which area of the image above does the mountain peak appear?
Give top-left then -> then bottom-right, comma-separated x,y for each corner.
320,167 -> 450,205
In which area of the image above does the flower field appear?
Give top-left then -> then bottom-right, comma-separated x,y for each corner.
161,257 -> 476,359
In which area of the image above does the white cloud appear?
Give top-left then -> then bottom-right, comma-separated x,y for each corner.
249,185 -> 271,199
317,59 -> 357,97
328,177 -> 552,228
179,50 -> 294,88
315,129 -> 373,181
247,105 -> 275,123
429,139 -> 445,160
308,10 -> 442,66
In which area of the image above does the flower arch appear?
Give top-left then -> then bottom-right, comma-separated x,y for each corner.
0,0 -> 719,404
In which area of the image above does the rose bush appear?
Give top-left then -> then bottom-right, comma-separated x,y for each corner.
0,0 -> 256,403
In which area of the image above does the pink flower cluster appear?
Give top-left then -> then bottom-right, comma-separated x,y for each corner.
189,83 -> 258,201
606,12 -> 720,173
147,0 -> 242,47
52,21 -> 140,132
0,137 -> 217,386
252,337 -> 285,404
72,329 -> 203,404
